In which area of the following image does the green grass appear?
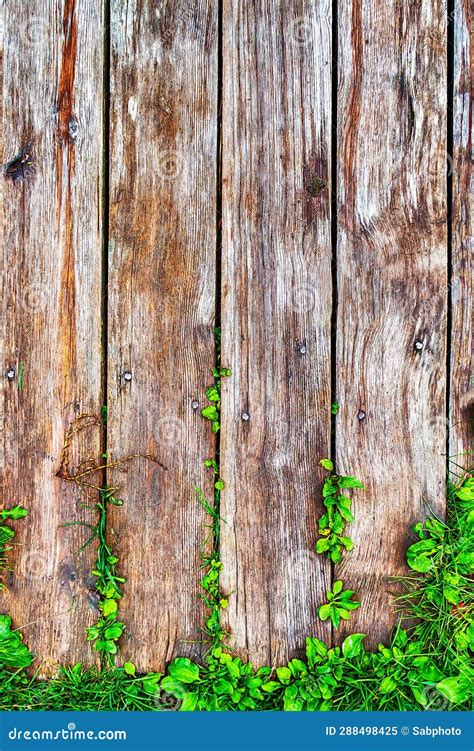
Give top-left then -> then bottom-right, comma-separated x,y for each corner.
0,471 -> 472,711
0,506 -> 28,590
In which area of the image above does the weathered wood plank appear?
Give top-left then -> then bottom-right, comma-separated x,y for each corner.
220,0 -> 333,666
107,0 -> 217,672
0,0 -> 104,671
449,0 -> 473,466
336,0 -> 447,643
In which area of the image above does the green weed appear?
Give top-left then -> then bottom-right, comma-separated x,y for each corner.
0,473 -> 473,711
318,580 -> 361,628
0,615 -> 32,670
196,327 -> 231,650
84,487 -> 126,666
0,506 -> 28,590
315,459 -> 364,563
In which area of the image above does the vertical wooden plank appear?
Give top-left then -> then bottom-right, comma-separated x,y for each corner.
449,0 -> 473,464
336,0 -> 447,643
220,0 -> 333,666
0,0 -> 104,670
108,0 -> 217,672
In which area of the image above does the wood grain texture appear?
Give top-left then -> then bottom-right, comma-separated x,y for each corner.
107,0 -> 217,672
449,0 -> 473,466
336,0 -> 448,644
220,0 -> 333,666
0,0 -> 104,672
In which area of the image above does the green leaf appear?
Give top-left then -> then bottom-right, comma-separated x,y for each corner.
158,676 -> 182,697
333,580 -> 343,595
0,506 -> 28,520
338,507 -> 355,523
407,555 -> 434,573
343,600 -> 361,611
306,637 -> 328,664
436,675 -> 471,704
205,386 -> 220,402
339,536 -> 354,551
456,486 -> 474,501
0,526 -> 15,543
323,481 -> 338,497
338,476 -> 364,489
0,615 -> 33,668
379,676 -> 398,694
276,667 -> 292,684
104,624 -> 123,640
283,684 -> 303,711
226,660 -> 240,679
318,604 -> 332,621
392,628 -> 408,648
420,664 -> 445,683
342,633 -> 366,659
168,657 -> 200,684
261,681 -> 281,693
319,459 -> 334,471
411,686 -> 427,706
443,585 -> 460,605
201,405 -> 218,421
214,678 -> 234,695
123,662 -> 136,676
86,626 -> 100,641
101,599 -> 118,617
180,692 -> 198,711
288,659 -> 307,675
315,537 -> 330,553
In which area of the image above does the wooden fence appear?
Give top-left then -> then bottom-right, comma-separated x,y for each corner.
0,0 -> 472,674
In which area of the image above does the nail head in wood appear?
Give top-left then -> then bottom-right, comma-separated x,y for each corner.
191,400 -> 200,410
68,117 -> 79,140
241,412 -> 250,421
357,410 -> 366,421
414,340 -> 424,351
123,371 -> 133,382
6,368 -> 15,380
